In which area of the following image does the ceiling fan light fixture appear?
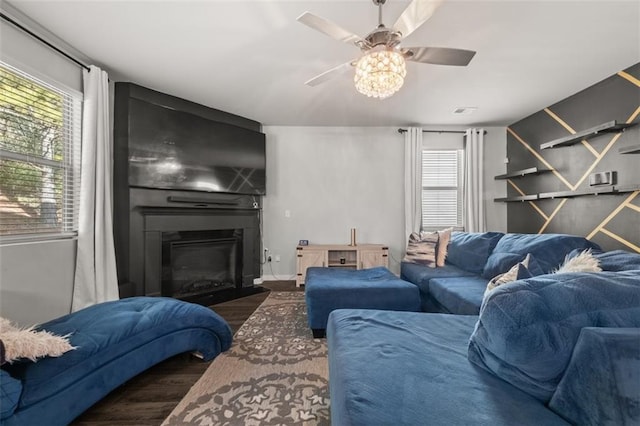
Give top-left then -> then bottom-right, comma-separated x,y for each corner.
354,50 -> 406,99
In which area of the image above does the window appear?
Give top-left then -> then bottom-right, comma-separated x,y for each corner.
0,62 -> 82,239
421,149 -> 464,230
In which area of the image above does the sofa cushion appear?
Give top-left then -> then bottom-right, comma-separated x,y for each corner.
327,309 -> 569,426
593,250 -> 640,272
0,369 -> 21,420
482,252 -> 527,279
548,327 -> 640,425
447,232 -> 504,274
482,233 -> 600,278
468,270 -> 640,402
400,262 -> 474,296
429,276 -> 489,315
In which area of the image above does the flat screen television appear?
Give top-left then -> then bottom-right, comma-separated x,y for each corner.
127,97 -> 266,195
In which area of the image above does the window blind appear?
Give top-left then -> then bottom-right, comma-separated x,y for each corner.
0,62 -> 82,238
421,150 -> 464,229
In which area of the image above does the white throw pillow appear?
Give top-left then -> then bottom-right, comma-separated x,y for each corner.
0,317 -> 76,364
554,249 -> 602,274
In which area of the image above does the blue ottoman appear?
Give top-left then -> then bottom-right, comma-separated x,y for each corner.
305,266 -> 421,337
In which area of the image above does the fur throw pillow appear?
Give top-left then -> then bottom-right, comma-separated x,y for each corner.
0,317 -> 75,364
554,249 -> 602,274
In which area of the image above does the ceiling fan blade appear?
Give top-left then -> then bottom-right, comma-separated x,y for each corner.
297,12 -> 364,46
305,61 -> 354,87
393,0 -> 444,39
403,47 -> 476,66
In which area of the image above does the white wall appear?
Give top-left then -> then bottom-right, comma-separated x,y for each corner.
0,240 -> 76,325
261,127 -> 406,277
482,126 -> 508,233
0,7 -> 85,325
261,125 -> 507,280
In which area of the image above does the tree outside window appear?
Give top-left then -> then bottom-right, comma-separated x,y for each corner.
0,64 -> 80,237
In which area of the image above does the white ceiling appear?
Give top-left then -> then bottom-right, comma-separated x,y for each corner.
7,0 -> 640,127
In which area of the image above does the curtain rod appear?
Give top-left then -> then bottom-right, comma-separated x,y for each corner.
397,128 -> 487,135
1,12 -> 90,71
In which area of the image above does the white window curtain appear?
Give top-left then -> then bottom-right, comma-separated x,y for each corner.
404,127 -> 422,242
72,65 -> 119,311
463,128 -> 486,232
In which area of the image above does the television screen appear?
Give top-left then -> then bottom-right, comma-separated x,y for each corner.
128,98 -> 266,195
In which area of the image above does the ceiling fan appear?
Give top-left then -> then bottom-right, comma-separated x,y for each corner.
297,0 -> 476,99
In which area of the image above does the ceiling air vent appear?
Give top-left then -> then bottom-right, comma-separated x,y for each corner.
453,107 -> 478,115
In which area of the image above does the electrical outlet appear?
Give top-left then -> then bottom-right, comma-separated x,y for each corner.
275,254 -> 281,262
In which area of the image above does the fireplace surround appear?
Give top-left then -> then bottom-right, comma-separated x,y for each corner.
117,188 -> 262,303
113,82 -> 264,303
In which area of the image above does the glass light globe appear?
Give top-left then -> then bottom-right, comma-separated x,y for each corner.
354,50 -> 406,99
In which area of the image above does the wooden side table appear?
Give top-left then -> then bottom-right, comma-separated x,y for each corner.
295,244 -> 389,287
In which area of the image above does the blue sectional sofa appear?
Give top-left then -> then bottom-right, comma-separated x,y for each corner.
401,232 -> 600,314
328,248 -> 640,425
1,297 -> 233,426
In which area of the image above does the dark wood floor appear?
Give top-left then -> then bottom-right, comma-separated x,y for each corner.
72,281 -> 301,425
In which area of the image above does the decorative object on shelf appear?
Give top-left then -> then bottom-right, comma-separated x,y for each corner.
298,239 -> 309,246
350,228 -> 357,246
494,167 -> 551,180
297,0 -> 476,99
589,171 -> 615,186
540,120 -> 637,150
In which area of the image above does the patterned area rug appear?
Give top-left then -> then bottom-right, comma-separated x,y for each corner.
163,292 -> 330,425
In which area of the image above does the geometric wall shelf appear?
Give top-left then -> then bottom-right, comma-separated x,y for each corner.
494,167 -> 551,180
619,144 -> 640,154
540,120 -> 637,150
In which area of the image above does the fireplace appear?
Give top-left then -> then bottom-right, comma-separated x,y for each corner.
112,187 -> 263,304
112,83 -> 266,302
162,229 -> 243,299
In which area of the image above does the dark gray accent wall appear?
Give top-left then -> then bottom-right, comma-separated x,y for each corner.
505,63 -> 640,253
113,83 -> 263,297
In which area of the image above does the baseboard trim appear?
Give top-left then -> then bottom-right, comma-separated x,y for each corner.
259,274 -> 296,282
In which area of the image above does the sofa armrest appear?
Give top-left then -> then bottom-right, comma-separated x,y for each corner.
549,327 -> 640,425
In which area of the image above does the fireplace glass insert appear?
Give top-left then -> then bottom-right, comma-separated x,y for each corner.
161,229 -> 243,300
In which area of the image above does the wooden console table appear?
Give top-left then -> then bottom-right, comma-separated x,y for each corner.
295,244 -> 389,287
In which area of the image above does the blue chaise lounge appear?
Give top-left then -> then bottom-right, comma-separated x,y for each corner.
1,296 -> 233,426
